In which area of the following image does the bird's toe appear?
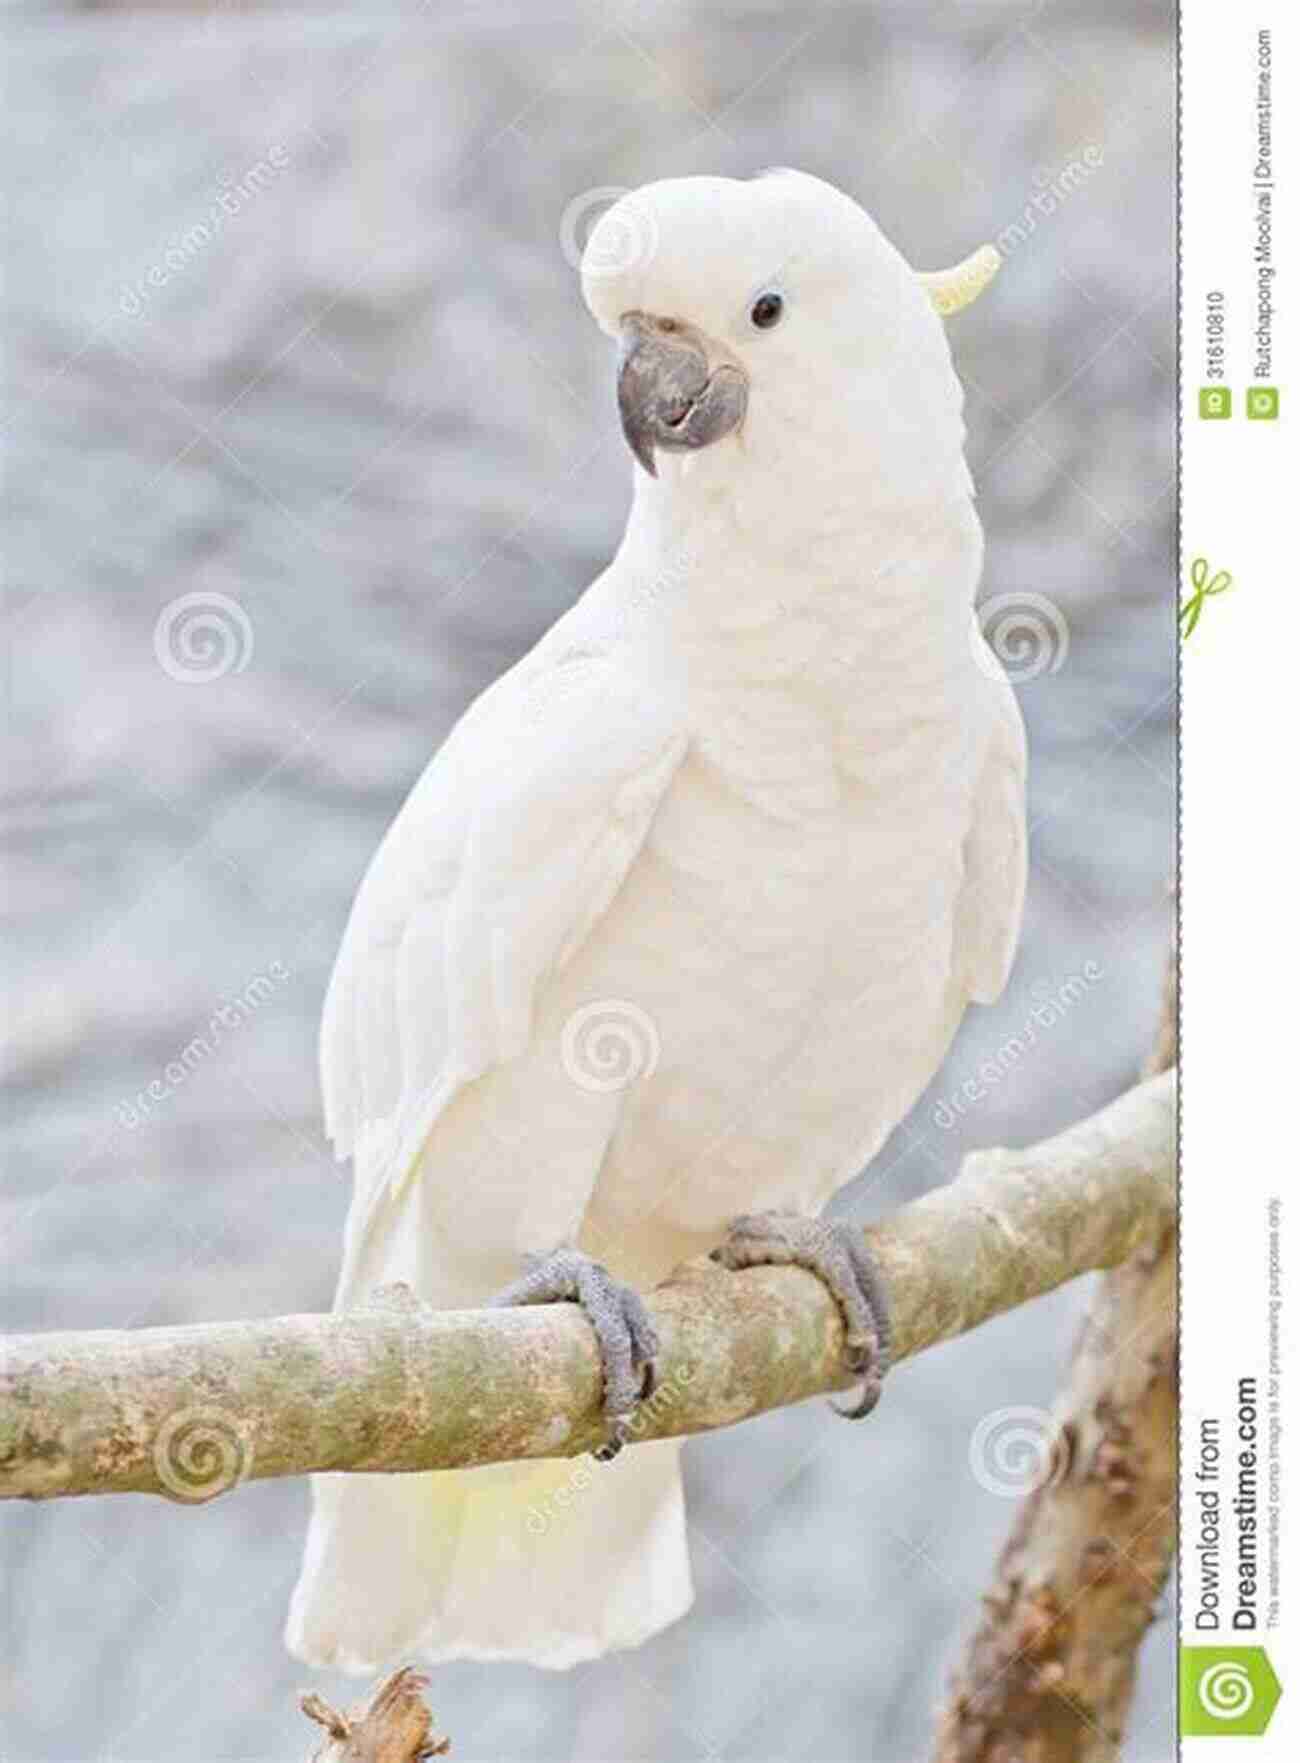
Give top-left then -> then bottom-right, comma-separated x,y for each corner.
711,1211 -> 891,1420
488,1248 -> 660,1461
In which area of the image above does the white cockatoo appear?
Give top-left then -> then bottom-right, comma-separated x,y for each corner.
288,169 -> 1025,1672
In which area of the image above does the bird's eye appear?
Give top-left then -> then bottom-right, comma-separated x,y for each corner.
749,291 -> 784,330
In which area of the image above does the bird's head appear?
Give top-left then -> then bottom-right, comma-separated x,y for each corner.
581,170 -> 998,511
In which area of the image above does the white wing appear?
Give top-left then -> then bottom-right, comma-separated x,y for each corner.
953,674 -> 1028,1004
321,646 -> 688,1200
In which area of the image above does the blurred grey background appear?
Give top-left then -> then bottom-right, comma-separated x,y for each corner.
2,1 -> 1174,1758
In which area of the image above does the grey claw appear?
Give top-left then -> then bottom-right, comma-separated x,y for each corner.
830,1371 -> 885,1420
593,1417 -> 633,1463
712,1210 -> 892,1420
487,1248 -> 659,1458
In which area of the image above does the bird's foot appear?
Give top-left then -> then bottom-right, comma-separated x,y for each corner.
487,1248 -> 659,1461
711,1211 -> 892,1418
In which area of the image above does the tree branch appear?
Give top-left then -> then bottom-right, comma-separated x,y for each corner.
301,1667 -> 449,1761
933,962 -> 1178,1763
0,1069 -> 1173,1504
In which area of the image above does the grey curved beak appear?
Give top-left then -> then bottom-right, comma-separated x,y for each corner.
616,313 -> 748,477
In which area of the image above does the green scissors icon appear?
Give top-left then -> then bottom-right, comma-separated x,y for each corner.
1179,557 -> 1233,640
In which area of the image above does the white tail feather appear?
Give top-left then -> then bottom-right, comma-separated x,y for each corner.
286,1151 -> 693,1671
287,1442 -> 692,1671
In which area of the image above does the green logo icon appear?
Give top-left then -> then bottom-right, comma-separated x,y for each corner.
1247,386 -> 1280,420
1180,557 -> 1233,641
1199,387 -> 1232,419
1180,1647 -> 1282,1736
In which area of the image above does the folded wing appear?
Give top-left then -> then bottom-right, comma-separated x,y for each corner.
320,650 -> 688,1228
953,674 -> 1028,1005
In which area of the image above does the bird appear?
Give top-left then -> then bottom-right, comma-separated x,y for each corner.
287,169 -> 1026,1673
